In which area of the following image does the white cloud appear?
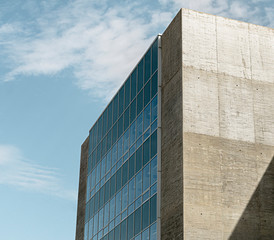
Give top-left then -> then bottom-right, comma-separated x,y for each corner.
1,0 -> 169,101
0,0 -> 272,101
0,144 -> 76,200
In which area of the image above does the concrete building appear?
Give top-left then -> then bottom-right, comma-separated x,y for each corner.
76,8 -> 274,240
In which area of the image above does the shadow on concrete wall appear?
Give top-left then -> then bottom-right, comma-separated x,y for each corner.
229,156 -> 274,240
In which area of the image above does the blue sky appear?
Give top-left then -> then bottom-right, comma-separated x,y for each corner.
0,0 -> 273,240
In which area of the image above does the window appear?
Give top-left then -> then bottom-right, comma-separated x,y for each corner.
137,90 -> 143,115
115,191 -> 121,216
131,69 -> 137,101
137,59 -> 144,92
125,78 -> 130,109
107,101 -> 113,131
99,186 -> 104,209
116,168 -> 122,192
127,213 -> 134,240
150,156 -> 157,185
121,219 -> 127,240
135,171 -> 142,199
114,225 -> 120,239
118,85 -> 124,117
144,81 -> 151,107
122,160 -> 128,186
130,98 -> 136,124
151,130 -> 157,159
136,112 -> 143,139
144,104 -> 150,131
142,163 -> 150,192
150,194 -> 157,224
129,120 -> 136,146
104,180 -> 110,204
129,153 -> 135,180
110,175 -> 116,198
143,138 -> 150,166
144,49 -> 151,84
134,206 -> 141,235
123,129 -> 129,154
136,146 -> 142,173
113,94 -> 118,123
128,178 -> 135,204
121,184 -> 128,211
124,107 -> 129,130
110,197 -> 115,220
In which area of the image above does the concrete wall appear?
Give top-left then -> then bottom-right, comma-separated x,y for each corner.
75,137 -> 89,240
181,8 -> 274,239
161,10 -> 184,240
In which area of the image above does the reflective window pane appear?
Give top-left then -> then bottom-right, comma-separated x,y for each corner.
127,213 -> 134,240
142,227 -> 149,240
118,137 -> 123,160
128,178 -> 135,204
89,217 -> 94,239
144,49 -> 151,83
152,40 -> 158,74
142,163 -> 150,192
151,95 -> 157,123
110,197 -> 115,220
124,107 -> 129,130
114,225 -> 120,240
150,194 -> 157,224
131,69 -> 137,101
130,98 -> 136,124
118,85 -> 124,117
137,90 -> 143,115
104,202 -> 109,227
123,129 -> 129,154
121,219 -> 127,240
136,146 -> 142,173
150,222 -> 157,240
144,104 -> 150,131
143,138 -> 150,166
129,120 -> 136,146
144,81 -> 151,107
151,156 -> 157,185
151,130 -> 157,159
135,171 -> 142,198
137,59 -> 144,92
122,160 -> 128,187
129,153 -> 135,180
116,168 -> 122,192
134,206 -> 141,235
113,94 -> 118,123
121,184 -> 128,210
125,78 -> 130,109
99,208 -> 104,231
115,191 -> 121,216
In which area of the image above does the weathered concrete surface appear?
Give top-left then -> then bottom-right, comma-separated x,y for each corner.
181,8 -> 274,240
75,137 -> 89,240
183,133 -> 274,239
161,10 -> 184,240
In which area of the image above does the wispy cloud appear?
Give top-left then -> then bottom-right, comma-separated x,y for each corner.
0,144 -> 76,200
0,0 -> 272,100
0,0 -> 172,101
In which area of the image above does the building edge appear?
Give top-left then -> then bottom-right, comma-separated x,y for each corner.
75,137 -> 89,240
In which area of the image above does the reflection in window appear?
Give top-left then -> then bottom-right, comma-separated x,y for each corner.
115,191 -> 121,216
121,184 -> 128,211
109,197 -> 115,221
142,163 -> 150,192
135,171 -> 142,199
128,178 -> 135,204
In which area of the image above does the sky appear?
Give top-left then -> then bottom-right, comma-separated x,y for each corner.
0,0 -> 273,240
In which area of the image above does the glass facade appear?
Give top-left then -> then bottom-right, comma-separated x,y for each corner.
84,38 -> 159,240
